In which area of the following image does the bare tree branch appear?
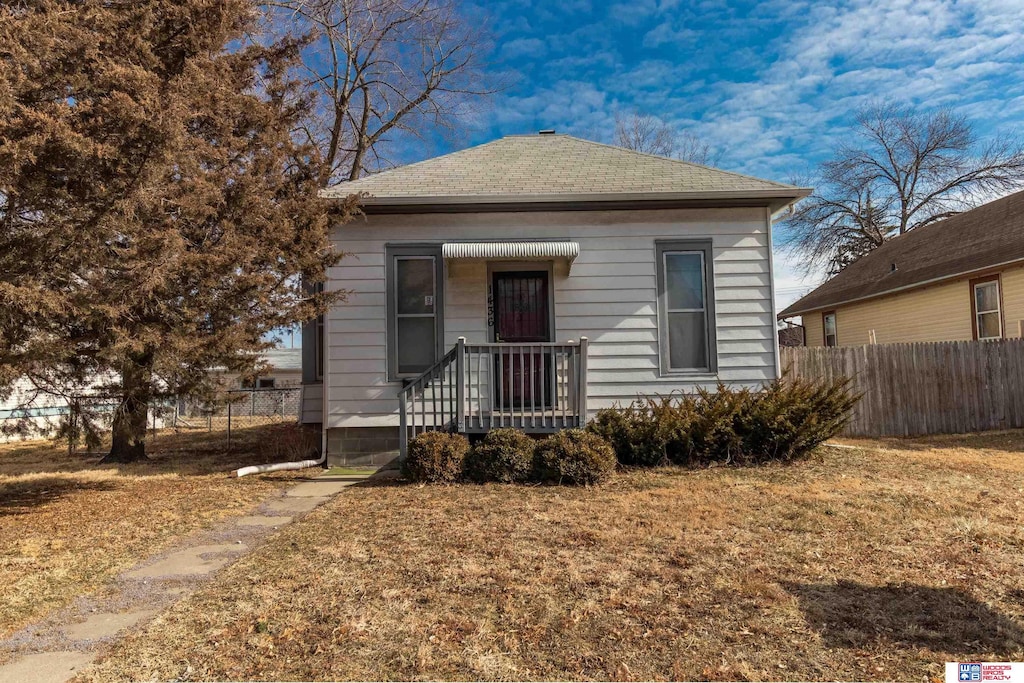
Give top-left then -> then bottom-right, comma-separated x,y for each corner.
781,103 -> 1024,276
612,112 -> 720,166
262,0 -> 499,185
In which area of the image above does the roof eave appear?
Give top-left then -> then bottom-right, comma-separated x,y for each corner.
319,188 -> 812,214
777,253 -> 1024,319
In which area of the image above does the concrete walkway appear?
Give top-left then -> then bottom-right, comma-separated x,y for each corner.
0,470 -> 376,683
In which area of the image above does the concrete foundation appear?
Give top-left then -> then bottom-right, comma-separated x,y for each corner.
327,426 -> 401,466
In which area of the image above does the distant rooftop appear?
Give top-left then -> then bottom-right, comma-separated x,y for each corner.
263,347 -> 301,372
780,190 -> 1024,317
321,133 -> 808,211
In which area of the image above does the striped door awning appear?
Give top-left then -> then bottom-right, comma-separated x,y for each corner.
441,240 -> 579,264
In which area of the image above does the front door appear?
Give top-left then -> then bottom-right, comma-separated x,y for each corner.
492,271 -> 550,408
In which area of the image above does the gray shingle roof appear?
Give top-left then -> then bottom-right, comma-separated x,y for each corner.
779,190 -> 1024,317
320,134 -> 808,207
262,348 -> 301,372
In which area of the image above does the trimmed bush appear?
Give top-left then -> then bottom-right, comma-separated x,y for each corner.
534,429 -> 617,485
588,377 -> 859,467
464,428 -> 536,483
401,431 -> 469,483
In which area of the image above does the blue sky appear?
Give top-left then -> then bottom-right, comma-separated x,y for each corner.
422,0 -> 1024,309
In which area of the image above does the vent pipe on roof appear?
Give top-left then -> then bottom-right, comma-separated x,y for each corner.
538,129 -> 556,135
890,263 -> 898,272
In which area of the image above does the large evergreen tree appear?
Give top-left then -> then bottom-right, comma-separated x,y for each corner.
0,1 -> 354,461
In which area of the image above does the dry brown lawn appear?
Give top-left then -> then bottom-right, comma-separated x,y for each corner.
0,423 -> 311,637
81,431 -> 1024,682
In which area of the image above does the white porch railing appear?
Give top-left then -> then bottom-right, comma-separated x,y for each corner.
398,337 -> 589,458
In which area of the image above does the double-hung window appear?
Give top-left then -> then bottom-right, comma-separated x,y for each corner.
972,276 -> 1002,340
386,245 -> 444,380
656,240 -> 717,374
823,311 -> 838,347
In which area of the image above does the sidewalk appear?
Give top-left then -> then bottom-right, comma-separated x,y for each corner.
0,470 -> 377,683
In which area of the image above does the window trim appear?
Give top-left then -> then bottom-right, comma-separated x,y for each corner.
655,240 -> 717,375
386,244 -> 445,381
970,274 -> 1003,341
822,310 -> 838,347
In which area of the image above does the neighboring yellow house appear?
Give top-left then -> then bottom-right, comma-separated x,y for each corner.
780,190 -> 1024,346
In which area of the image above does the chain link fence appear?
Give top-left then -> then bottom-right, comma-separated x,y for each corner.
3,386 -> 303,451
174,386 -> 302,446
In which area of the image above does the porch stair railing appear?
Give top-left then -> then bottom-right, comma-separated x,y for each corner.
398,337 -> 588,459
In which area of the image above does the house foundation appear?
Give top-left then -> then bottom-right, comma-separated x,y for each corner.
326,426 -> 401,467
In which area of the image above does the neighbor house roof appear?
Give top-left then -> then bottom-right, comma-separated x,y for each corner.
320,133 -> 809,212
262,348 -> 301,372
780,190 -> 1024,318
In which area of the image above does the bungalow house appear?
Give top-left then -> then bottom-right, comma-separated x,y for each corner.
300,132 -> 809,464
779,190 -> 1024,347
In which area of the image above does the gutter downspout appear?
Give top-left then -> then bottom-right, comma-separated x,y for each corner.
236,293 -> 332,478
234,386 -> 328,477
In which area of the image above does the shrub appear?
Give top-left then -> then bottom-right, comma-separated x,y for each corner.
534,429 -> 617,485
401,431 -> 469,483
588,405 -> 666,467
464,428 -> 535,483
587,377 -> 858,467
677,385 -> 750,466
589,396 -> 697,467
734,376 -> 859,464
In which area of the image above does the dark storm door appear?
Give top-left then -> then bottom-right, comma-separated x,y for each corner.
492,271 -> 551,409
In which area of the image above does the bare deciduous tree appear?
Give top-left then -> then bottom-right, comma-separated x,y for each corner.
263,0 -> 497,184
613,112 -> 719,166
783,104 -> 1024,275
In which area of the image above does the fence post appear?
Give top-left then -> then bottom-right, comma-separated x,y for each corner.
227,400 -> 232,448
577,337 -> 589,427
456,337 -> 466,433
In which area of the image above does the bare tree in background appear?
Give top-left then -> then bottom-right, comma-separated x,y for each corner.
614,112 -> 719,166
783,104 -> 1024,276
263,0 -> 496,183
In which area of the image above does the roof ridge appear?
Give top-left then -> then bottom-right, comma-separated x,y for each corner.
556,134 -> 801,190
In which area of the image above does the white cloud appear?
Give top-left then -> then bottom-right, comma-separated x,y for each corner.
501,37 -> 547,60
642,20 -> 698,48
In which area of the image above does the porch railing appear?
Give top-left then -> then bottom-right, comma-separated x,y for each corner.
398,337 -> 588,458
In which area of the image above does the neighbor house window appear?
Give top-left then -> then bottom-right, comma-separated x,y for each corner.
971,276 -> 1002,340
386,245 -> 444,380
656,240 -> 717,373
823,311 -> 838,347
257,378 -> 276,389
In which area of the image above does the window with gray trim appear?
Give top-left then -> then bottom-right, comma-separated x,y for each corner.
386,245 -> 444,380
656,240 -> 717,373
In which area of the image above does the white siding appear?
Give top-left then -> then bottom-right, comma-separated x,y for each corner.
326,207 -> 776,428
299,383 -> 323,424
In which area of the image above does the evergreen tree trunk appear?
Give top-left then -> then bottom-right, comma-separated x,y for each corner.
103,352 -> 153,463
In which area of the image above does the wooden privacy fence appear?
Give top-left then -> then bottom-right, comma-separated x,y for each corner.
781,339 -> 1024,437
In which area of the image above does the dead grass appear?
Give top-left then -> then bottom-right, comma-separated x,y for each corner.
80,431 -> 1024,682
0,423 -> 313,637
